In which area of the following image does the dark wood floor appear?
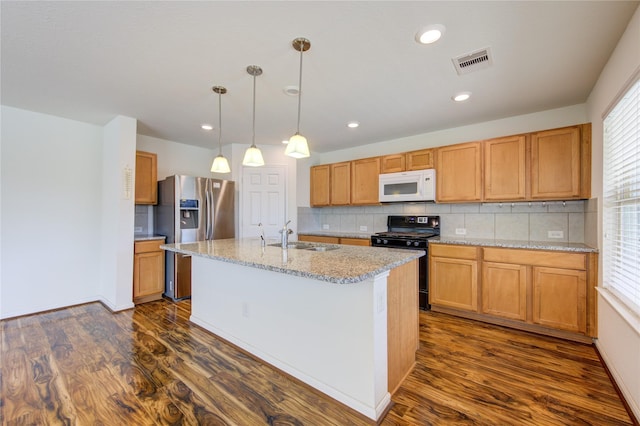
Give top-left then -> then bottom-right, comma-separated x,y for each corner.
1,299 -> 633,425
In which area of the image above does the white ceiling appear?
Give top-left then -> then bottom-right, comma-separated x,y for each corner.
2,1 -> 638,153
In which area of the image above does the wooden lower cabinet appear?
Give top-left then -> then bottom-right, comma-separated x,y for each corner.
133,239 -> 165,304
429,244 -> 478,312
533,266 -> 587,333
298,234 -> 370,246
430,244 -> 596,342
482,262 -> 527,321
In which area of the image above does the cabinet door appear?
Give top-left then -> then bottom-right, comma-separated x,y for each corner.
134,251 -> 164,299
310,165 -> 330,207
429,257 -> 478,311
351,157 -> 380,205
533,266 -> 586,333
330,162 -> 351,205
380,154 -> 405,174
484,135 -> 526,201
436,142 -> 482,202
482,262 -> 527,321
135,151 -> 157,204
406,149 -> 434,170
530,126 -> 581,199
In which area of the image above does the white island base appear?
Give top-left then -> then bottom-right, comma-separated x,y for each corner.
190,256 -> 394,421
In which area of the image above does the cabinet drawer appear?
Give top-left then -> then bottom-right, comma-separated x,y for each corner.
135,239 -> 164,254
430,244 -> 478,260
340,238 -> 371,246
483,248 -> 585,270
298,235 -> 340,244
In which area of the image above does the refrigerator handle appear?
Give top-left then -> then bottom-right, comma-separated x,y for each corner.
206,180 -> 214,240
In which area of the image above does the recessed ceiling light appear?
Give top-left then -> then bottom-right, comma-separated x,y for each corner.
347,121 -> 360,128
415,24 -> 446,44
282,139 -> 289,144
284,86 -> 299,96
201,124 -> 213,130
452,92 -> 472,102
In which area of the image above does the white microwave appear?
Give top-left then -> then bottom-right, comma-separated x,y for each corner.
378,169 -> 436,203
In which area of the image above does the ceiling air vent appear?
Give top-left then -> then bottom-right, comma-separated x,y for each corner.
452,47 -> 493,75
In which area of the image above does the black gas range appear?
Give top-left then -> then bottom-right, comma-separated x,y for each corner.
371,215 -> 440,310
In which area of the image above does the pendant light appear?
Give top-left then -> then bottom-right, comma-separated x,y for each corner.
285,37 -> 311,159
210,86 -> 231,174
242,65 -> 265,167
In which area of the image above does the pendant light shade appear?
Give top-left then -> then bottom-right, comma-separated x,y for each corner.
284,133 -> 310,158
286,37 -> 311,159
210,86 -> 231,174
242,65 -> 265,167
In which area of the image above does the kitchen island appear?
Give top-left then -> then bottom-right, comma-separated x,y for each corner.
161,238 -> 422,421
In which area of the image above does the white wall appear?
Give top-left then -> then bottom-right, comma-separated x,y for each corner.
136,134 -> 221,180
0,106 -> 104,318
297,104 -> 588,207
587,5 -> 640,420
98,116 -> 137,312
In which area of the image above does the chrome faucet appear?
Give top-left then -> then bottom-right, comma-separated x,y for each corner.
280,220 -> 293,248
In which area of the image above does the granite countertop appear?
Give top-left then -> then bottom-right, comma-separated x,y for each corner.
134,234 -> 166,242
298,231 -> 373,239
429,236 -> 598,253
161,238 -> 422,284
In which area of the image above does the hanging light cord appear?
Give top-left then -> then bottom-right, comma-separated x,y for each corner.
296,39 -> 304,134
217,92 -> 223,155
252,73 -> 257,147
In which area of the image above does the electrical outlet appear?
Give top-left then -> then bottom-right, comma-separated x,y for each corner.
322,224 -> 330,230
455,228 -> 467,235
548,230 -> 564,238
359,225 -> 368,231
134,226 -> 143,232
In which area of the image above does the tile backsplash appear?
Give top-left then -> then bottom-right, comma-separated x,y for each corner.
298,200 -> 589,243
134,205 -> 154,234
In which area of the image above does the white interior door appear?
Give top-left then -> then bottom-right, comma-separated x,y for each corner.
241,165 -> 287,240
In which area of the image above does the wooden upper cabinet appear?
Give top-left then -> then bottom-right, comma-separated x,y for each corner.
530,125 -> 586,200
380,154 -> 406,174
406,149 -> 434,170
330,162 -> 351,205
351,157 -> 380,205
436,142 -> 483,202
310,165 -> 331,207
135,151 -> 157,204
484,135 -> 527,201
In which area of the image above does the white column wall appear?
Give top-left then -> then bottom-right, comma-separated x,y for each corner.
0,106 -> 103,318
98,115 -> 137,312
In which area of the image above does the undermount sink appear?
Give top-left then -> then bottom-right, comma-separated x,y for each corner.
267,242 -> 340,251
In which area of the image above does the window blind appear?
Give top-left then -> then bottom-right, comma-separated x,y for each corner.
603,78 -> 640,314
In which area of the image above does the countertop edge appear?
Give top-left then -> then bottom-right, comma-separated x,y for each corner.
161,243 -> 423,284
135,235 -> 167,242
429,237 -> 598,253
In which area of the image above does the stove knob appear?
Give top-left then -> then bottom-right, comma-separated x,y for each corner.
414,241 -> 420,247
383,239 -> 388,245
406,240 -> 412,246
375,238 -> 382,244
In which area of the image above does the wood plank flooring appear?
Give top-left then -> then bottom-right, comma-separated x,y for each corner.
1,299 -> 633,425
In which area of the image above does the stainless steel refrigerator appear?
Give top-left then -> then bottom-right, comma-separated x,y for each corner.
155,175 -> 235,300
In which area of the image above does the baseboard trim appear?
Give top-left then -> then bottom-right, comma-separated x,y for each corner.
594,342 -> 640,425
